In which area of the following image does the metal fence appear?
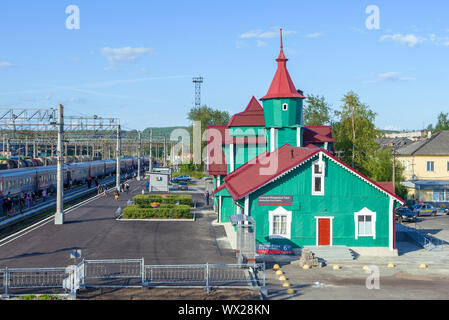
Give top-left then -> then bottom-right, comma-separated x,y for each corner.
1,267 -> 69,296
145,263 -> 265,291
1,259 -> 266,298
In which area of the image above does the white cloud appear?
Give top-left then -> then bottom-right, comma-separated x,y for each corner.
256,40 -> 268,47
384,125 -> 403,131
306,32 -> 323,38
0,61 -> 14,68
239,30 -> 262,39
379,34 -> 425,47
235,41 -> 250,49
429,33 -> 449,46
239,29 -> 294,39
366,72 -> 416,83
100,46 -> 155,70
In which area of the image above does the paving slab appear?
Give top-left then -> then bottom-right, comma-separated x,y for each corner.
0,179 -> 235,268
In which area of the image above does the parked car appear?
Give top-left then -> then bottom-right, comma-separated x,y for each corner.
412,204 -> 437,217
395,206 -> 416,223
437,204 -> 449,215
178,182 -> 188,191
172,175 -> 191,183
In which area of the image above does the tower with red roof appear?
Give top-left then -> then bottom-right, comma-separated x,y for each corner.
206,29 -> 403,255
261,29 -> 306,152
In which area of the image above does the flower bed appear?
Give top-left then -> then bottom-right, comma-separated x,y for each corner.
122,204 -> 193,220
133,194 -> 192,207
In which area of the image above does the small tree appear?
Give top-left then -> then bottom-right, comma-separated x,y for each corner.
303,94 -> 333,126
333,91 -> 379,177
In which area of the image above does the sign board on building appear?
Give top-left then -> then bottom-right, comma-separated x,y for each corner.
257,244 -> 293,255
258,195 -> 293,206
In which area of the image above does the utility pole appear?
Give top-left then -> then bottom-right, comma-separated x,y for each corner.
55,104 -> 64,225
116,125 -> 121,192
392,148 -> 396,192
351,102 -> 355,168
149,129 -> 153,172
137,131 -> 141,180
164,136 -> 167,167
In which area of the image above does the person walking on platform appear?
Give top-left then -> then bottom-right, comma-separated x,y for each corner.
125,183 -> 130,195
145,180 -> 149,193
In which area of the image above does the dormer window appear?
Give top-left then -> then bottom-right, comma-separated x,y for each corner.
282,103 -> 288,111
312,160 -> 325,196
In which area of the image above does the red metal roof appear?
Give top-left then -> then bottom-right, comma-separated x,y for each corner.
228,96 -> 265,127
306,126 -> 333,139
207,125 -> 228,175
220,144 -> 403,203
303,127 -> 336,144
376,182 -> 396,196
224,145 -> 320,200
261,29 -> 305,101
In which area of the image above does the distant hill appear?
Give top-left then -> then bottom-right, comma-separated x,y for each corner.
141,127 -> 189,140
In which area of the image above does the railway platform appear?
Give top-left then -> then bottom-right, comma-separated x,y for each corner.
0,179 -> 235,269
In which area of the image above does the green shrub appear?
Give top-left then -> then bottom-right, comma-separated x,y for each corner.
122,205 -> 193,219
133,194 -> 192,207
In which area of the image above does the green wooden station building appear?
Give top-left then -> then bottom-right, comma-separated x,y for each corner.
207,30 -> 403,255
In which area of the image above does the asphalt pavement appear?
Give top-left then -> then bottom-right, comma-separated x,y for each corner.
0,179 -> 235,268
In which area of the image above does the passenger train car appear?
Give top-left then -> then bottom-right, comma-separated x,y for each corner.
0,157 -> 147,198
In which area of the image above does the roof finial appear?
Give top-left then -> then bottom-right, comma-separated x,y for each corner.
280,28 -> 283,50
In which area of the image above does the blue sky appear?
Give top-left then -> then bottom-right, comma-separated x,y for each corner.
0,0 -> 448,131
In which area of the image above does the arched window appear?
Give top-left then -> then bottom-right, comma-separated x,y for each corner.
282,103 -> 288,111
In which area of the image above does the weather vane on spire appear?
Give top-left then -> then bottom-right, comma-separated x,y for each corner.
280,28 -> 283,49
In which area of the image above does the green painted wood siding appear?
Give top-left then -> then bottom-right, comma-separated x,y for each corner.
246,155 -> 395,248
262,98 -> 303,128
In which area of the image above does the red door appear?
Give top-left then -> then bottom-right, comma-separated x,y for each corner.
318,219 -> 331,246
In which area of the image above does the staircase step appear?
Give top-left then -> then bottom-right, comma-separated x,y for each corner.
303,246 -> 356,260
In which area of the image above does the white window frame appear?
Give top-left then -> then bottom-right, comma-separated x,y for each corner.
427,161 -> 434,172
312,159 -> 325,196
354,208 -> 377,240
268,207 -> 292,240
282,103 -> 288,111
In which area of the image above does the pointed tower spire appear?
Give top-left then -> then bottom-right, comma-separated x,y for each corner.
277,28 -> 287,62
261,28 -> 304,100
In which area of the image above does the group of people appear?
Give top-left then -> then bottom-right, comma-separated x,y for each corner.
97,184 -> 109,196
0,191 -> 44,217
114,182 -> 130,201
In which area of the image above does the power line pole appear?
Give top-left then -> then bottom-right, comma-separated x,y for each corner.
392,148 -> 396,192
137,131 -> 141,180
149,129 -> 153,172
164,136 -> 167,167
55,104 -> 64,225
116,125 -> 121,192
